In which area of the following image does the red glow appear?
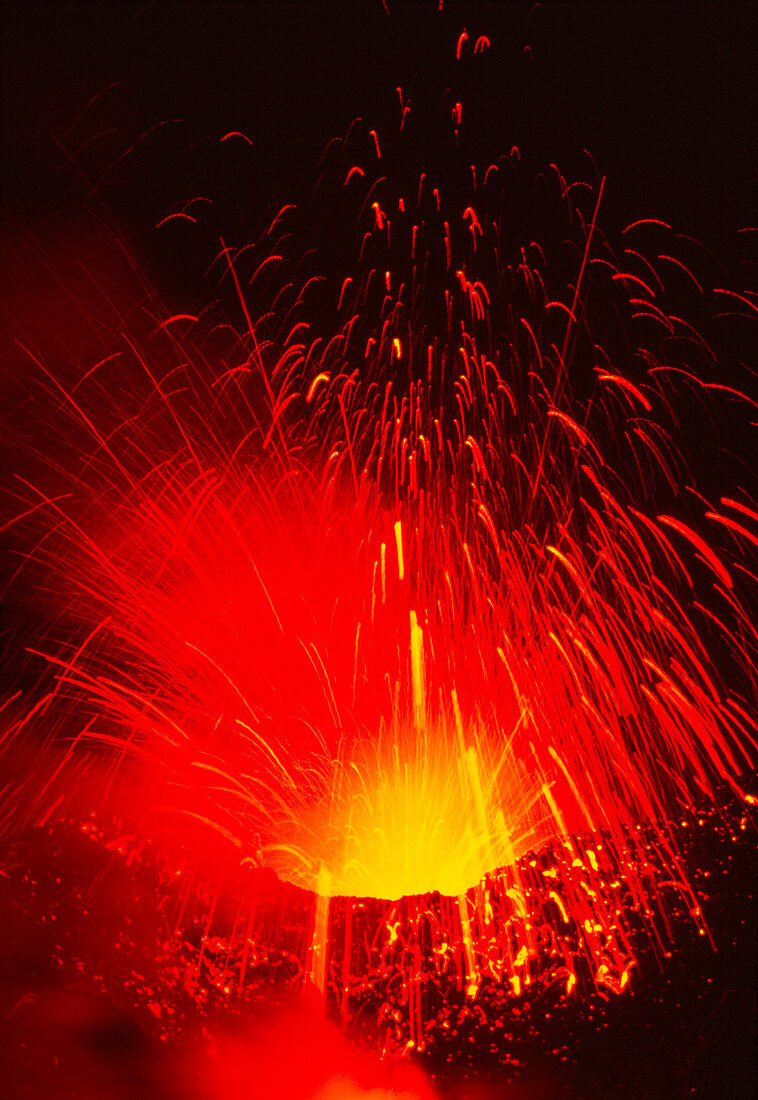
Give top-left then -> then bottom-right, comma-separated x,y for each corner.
3,19 -> 757,1069
201,1014 -> 436,1100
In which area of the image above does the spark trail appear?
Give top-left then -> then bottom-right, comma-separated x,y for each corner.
3,24 -> 758,1056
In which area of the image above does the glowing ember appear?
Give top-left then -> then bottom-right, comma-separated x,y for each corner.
2,9 -> 757,1064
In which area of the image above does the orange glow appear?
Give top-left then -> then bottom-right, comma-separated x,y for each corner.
274,717 -> 547,901
5,82 -> 757,1051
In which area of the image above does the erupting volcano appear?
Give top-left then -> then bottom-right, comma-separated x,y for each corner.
2,3 -> 757,1095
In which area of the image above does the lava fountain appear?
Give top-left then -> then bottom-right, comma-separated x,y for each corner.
3,21 -> 758,1059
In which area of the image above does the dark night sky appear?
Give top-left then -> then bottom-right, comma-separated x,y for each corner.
1,2 -> 756,259
2,1 -> 756,510
1,6 -> 757,1097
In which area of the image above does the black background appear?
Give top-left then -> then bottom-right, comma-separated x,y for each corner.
2,2 -> 757,261
1,3 -> 757,1098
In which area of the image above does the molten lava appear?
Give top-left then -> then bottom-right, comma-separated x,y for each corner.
3,17 -> 757,1058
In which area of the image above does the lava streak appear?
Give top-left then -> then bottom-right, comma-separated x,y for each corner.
3,50 -> 758,1053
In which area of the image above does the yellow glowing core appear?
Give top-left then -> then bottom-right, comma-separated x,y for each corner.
266,723 -> 547,900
